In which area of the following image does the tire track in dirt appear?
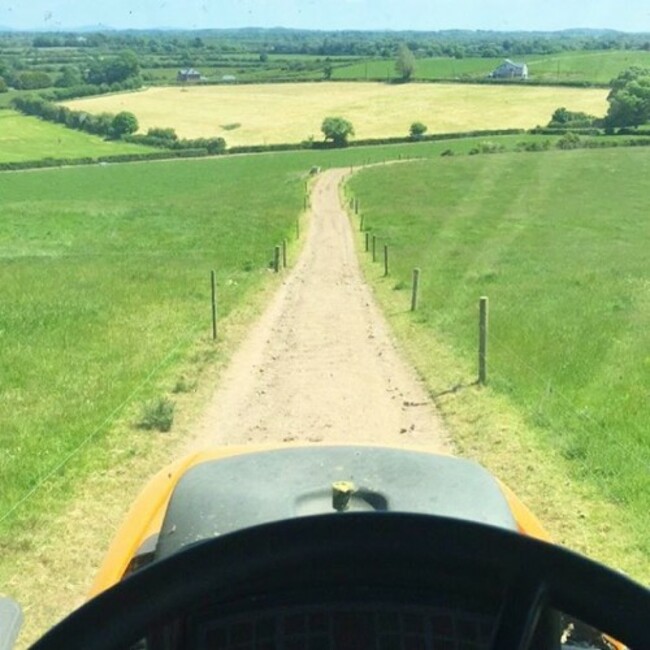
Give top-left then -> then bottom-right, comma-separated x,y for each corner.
184,168 -> 449,452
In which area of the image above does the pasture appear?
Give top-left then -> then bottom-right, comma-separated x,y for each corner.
61,82 -> 608,145
0,136 -> 525,532
0,110 -> 153,162
1,135 -> 648,590
334,50 -> 650,84
0,138 -> 493,538
0,155 -> 308,535
348,147 -> 650,577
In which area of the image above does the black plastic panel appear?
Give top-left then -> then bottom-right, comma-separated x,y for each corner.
155,446 -> 517,560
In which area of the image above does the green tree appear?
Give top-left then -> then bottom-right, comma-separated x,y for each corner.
321,116 -> 354,147
409,121 -> 427,139
395,44 -> 416,81
548,107 -> 597,128
16,70 -> 52,90
0,77 -> 7,93
56,66 -> 83,88
323,59 -> 333,80
111,111 -> 139,138
605,67 -> 650,128
86,50 -> 140,86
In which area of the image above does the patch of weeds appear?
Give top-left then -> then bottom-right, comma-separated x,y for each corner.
172,376 -> 197,394
561,442 -> 588,462
220,123 -> 241,131
479,271 -> 499,283
190,347 -> 218,365
393,280 -> 407,291
242,260 -> 254,272
469,141 -> 506,155
137,397 -> 175,432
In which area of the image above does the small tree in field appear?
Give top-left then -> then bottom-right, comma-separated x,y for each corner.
321,116 -> 354,147
111,111 -> 139,138
395,44 -> 416,82
409,121 -> 427,139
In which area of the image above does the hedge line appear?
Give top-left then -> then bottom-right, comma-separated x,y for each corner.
11,95 -> 227,153
0,149 -> 209,172
2,126 -> 649,174
530,127 -> 604,136
123,132 -> 226,154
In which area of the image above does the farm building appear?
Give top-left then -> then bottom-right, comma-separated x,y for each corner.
177,68 -> 202,83
489,59 -> 529,80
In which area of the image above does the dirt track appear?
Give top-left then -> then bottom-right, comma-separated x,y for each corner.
183,168 -> 449,452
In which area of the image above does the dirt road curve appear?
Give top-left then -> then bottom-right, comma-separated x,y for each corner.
185,168 -> 449,452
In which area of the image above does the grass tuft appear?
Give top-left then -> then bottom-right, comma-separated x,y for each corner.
137,397 -> 175,432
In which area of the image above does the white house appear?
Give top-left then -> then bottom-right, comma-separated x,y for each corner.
177,68 -> 202,83
489,59 -> 529,80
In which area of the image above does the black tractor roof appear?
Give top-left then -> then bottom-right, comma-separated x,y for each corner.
155,446 -> 517,560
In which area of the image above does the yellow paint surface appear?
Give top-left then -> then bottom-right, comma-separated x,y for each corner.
62,82 -> 609,146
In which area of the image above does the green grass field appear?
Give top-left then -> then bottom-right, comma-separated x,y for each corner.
1,139 -> 499,538
0,155 -> 311,533
0,110 -> 153,162
1,136 -> 648,585
333,57 -> 501,81
0,138 -> 524,534
347,148 -> 649,572
526,49 -> 650,84
334,50 -> 650,84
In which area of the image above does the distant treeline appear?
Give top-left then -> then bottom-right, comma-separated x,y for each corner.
10,28 -> 650,58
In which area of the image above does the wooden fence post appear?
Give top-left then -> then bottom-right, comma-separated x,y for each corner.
478,296 -> 489,385
365,232 -> 370,252
360,214 -> 364,231
372,235 -> 377,262
282,240 -> 287,268
274,246 -> 280,273
210,270 -> 218,340
384,245 -> 389,277
411,268 -> 420,312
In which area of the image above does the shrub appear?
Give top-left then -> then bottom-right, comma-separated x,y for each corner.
548,107 -> 598,129
137,397 -> 175,432
556,132 -> 582,150
469,141 -> 505,155
111,111 -> 139,138
515,140 -> 552,152
409,121 -> 428,139
147,127 -> 178,141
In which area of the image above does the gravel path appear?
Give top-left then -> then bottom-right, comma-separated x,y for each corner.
183,168 -> 449,452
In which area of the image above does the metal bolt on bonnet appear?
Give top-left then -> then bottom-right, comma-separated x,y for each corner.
332,481 -> 356,512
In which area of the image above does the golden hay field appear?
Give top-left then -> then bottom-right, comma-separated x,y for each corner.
63,82 -> 609,146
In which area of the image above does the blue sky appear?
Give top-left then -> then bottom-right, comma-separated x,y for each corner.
1,0 -> 649,32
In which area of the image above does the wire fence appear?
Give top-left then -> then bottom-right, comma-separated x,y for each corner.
350,195 -> 649,545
